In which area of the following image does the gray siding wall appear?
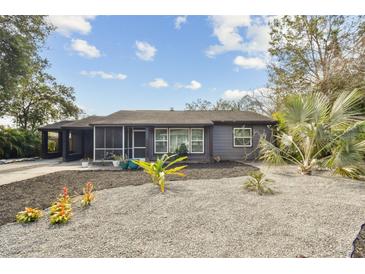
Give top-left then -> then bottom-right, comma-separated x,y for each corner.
212,124 -> 272,161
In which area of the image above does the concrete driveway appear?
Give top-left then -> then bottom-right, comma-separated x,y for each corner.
0,158 -> 85,186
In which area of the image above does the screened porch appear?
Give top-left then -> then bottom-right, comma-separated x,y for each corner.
93,126 -> 147,161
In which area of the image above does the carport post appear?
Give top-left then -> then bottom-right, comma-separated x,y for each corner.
122,126 -> 125,160
93,126 -> 95,162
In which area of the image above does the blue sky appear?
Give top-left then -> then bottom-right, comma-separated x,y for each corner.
42,16 -> 270,116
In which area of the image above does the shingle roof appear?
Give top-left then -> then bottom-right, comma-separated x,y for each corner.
91,110 -> 275,126
61,115 -> 104,128
39,116 -> 104,130
38,120 -> 75,130
39,111 -> 275,130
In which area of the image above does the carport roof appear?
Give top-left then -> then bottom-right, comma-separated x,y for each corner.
38,120 -> 75,130
39,116 -> 104,130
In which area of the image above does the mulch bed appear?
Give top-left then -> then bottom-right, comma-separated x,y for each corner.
0,161 -> 257,226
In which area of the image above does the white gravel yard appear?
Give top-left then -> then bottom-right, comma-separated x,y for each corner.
0,165 -> 364,258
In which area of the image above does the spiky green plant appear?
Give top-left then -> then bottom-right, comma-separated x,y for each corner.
260,89 -> 365,178
132,154 -> 187,193
244,171 -> 274,195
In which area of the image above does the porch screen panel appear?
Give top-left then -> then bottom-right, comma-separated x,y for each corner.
95,128 -> 104,148
105,128 -> 123,148
95,127 -> 124,160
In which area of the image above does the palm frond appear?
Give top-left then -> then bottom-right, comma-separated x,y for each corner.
259,137 -> 286,165
283,94 -> 314,127
330,88 -> 365,131
324,139 -> 365,179
165,165 -> 187,175
165,155 -> 188,169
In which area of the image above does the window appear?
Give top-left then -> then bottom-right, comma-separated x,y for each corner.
191,128 -> 204,153
154,128 -> 205,154
169,129 -> 189,153
154,128 -> 168,154
233,128 -> 252,147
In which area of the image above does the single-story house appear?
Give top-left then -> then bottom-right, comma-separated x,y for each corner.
39,110 -> 276,162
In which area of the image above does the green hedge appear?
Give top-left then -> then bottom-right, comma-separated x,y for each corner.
0,127 -> 41,159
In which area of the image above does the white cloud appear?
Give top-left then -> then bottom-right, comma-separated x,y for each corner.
80,70 -> 127,80
175,16 -> 187,29
71,39 -> 101,58
206,15 -> 270,58
46,16 -> 95,37
233,56 -> 266,69
148,78 -> 168,88
135,41 -> 157,61
223,88 -> 271,100
223,89 -> 251,100
175,80 -> 202,90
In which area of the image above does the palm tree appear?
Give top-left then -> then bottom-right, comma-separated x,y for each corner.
260,89 -> 365,178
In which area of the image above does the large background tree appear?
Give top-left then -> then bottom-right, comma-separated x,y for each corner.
185,93 -> 274,115
0,16 -> 53,115
7,60 -> 81,131
0,15 -> 81,131
268,16 -> 365,102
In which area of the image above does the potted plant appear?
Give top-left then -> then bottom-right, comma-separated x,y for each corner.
119,154 -> 129,170
81,157 -> 90,168
111,154 -> 122,167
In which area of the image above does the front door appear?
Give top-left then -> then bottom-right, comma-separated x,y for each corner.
132,129 -> 146,159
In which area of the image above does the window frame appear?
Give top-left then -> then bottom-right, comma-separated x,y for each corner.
168,128 -> 190,154
190,128 -> 204,154
154,128 -> 168,154
153,127 -> 205,155
233,127 -> 252,148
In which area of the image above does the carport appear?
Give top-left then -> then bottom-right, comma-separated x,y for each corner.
39,116 -> 103,162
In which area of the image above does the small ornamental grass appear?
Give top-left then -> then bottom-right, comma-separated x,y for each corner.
132,154 -> 187,193
50,186 -> 72,224
81,181 -> 95,207
16,207 -> 43,223
244,171 -> 274,195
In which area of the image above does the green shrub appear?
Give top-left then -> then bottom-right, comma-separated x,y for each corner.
244,171 -> 274,195
0,126 -> 40,159
175,143 -> 189,157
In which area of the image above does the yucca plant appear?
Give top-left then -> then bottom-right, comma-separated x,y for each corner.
81,181 -> 95,207
16,207 -> 43,223
260,89 -> 365,178
132,154 -> 187,193
244,171 -> 274,195
50,186 -> 72,224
